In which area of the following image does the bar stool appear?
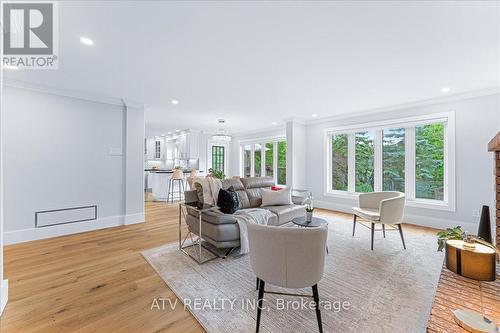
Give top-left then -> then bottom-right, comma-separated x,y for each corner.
167,169 -> 185,203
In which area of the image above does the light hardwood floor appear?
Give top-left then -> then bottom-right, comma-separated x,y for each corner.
1,199 -> 436,333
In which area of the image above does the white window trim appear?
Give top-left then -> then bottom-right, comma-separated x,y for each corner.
207,141 -> 229,175
323,112 -> 456,211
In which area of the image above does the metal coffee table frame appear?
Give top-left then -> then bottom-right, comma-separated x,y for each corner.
178,202 -> 220,264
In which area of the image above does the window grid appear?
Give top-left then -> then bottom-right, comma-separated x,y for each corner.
240,139 -> 286,185
211,146 -> 225,172
326,120 -> 448,205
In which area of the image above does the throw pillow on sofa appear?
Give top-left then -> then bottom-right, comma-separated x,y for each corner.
217,186 -> 239,214
261,188 -> 292,207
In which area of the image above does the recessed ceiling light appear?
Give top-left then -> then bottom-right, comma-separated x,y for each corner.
271,122 -> 277,126
312,114 -> 317,118
441,87 -> 451,93
3,64 -> 18,70
167,132 -> 172,135
161,134 -> 165,137
175,129 -> 180,132
80,37 -> 94,46
171,100 -> 179,105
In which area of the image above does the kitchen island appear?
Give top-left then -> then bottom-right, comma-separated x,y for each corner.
145,170 -> 203,202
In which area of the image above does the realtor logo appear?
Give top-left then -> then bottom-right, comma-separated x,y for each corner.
2,1 -> 58,69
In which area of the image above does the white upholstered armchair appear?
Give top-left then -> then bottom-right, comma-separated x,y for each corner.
352,191 -> 406,250
248,223 -> 328,333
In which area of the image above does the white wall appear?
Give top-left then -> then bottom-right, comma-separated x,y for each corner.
3,85 -> 145,244
306,94 -> 500,233
286,120 -> 307,189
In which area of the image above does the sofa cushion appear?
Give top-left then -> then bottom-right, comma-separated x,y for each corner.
261,188 -> 293,207
217,186 -> 239,214
222,178 -> 250,208
240,176 -> 274,189
265,205 -> 305,226
240,176 -> 274,208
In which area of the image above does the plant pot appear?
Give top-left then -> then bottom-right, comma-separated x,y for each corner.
306,211 -> 313,222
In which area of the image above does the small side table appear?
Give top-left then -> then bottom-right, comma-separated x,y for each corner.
445,239 -> 496,281
179,202 -> 219,264
292,216 -> 329,254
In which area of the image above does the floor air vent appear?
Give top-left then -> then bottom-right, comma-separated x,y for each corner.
35,205 -> 98,228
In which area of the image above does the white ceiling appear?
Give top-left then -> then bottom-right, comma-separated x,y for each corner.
4,1 -> 500,136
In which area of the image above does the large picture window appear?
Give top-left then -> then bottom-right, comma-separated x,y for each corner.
265,143 -> 274,177
211,146 -> 225,172
240,138 -> 286,185
415,123 -> 444,200
325,113 -> 454,210
382,128 -> 405,192
254,144 -> 262,177
355,131 -> 374,193
243,145 -> 251,178
331,134 -> 348,191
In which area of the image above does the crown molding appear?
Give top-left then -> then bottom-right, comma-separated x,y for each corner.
232,125 -> 286,137
306,87 -> 500,126
3,79 -> 141,107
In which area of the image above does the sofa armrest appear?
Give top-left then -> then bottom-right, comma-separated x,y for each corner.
292,195 -> 307,205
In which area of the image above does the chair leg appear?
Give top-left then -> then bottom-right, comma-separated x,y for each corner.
382,224 -> 386,238
398,224 -> 406,250
256,279 -> 265,333
371,223 -> 375,250
352,214 -> 357,236
312,284 -> 323,333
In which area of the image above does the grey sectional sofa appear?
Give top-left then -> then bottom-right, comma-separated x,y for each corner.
184,176 -> 306,250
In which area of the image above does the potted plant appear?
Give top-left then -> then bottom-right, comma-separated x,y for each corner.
208,168 -> 225,180
436,226 -> 464,252
305,193 -> 314,222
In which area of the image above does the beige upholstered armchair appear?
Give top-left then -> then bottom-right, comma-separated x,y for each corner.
352,191 -> 406,250
248,224 -> 328,333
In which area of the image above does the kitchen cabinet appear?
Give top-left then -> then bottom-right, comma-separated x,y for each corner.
177,131 -> 200,159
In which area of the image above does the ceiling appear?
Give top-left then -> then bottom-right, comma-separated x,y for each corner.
4,1 -> 500,136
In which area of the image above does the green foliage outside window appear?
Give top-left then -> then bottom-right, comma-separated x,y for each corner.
265,143 -> 273,177
331,134 -> 348,191
277,141 -> 286,185
416,123 -> 444,200
254,144 -> 262,177
383,128 -> 405,192
355,132 -> 374,193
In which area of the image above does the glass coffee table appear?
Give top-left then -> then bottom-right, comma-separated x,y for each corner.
292,216 -> 329,254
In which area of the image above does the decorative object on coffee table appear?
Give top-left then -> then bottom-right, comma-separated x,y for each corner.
477,205 -> 492,243
305,192 -> 314,222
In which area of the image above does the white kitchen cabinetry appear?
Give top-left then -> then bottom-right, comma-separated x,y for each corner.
178,131 -> 200,159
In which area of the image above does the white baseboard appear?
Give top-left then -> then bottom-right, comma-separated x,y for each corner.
0,279 -> 8,316
124,212 -> 145,225
4,213 -> 145,245
315,200 -> 477,232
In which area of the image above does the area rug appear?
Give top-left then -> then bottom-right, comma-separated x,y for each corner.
142,214 -> 444,333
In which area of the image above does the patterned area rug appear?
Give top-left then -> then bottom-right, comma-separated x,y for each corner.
142,214 -> 444,333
